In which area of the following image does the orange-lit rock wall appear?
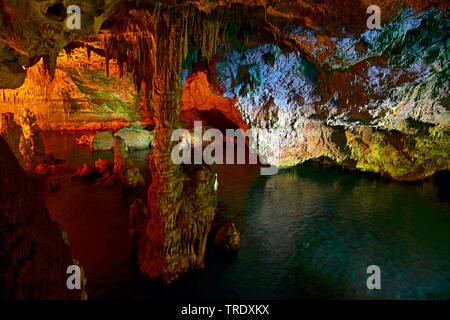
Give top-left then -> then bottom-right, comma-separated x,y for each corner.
181,71 -> 249,131
0,47 -> 148,131
0,49 -> 248,133
0,135 -> 82,299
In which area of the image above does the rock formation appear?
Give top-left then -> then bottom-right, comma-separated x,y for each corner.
0,0 -> 448,286
92,131 -> 115,151
17,108 -> 45,167
114,126 -> 154,149
1,110 -> 45,170
214,222 -> 240,252
0,136 -> 81,299
113,135 -> 145,189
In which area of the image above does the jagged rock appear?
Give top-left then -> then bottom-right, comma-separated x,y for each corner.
94,159 -> 113,175
0,113 -> 24,164
114,126 -> 154,149
1,110 -> 45,169
71,164 -> 100,181
120,166 -> 146,189
75,135 -> 95,147
214,222 -> 240,252
17,108 -> 45,166
207,8 -> 450,181
113,136 -> 129,173
92,131 -> 115,151
81,164 -> 99,180
34,163 -> 51,175
0,136 -> 80,299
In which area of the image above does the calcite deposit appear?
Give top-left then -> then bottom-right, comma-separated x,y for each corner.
113,135 -> 146,188
0,110 -> 45,170
0,0 -> 448,291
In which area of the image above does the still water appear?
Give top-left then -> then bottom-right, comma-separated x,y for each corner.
40,131 -> 450,300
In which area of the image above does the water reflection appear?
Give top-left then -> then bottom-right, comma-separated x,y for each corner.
39,132 -> 449,299
242,164 -> 450,299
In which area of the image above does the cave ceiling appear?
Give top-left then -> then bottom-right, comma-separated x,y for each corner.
0,0 -> 446,89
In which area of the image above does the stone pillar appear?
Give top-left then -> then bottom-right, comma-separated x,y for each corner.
137,19 -> 216,284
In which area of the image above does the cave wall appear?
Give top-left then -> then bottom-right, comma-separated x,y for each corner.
0,46 -> 146,130
0,0 -> 448,288
1,4 -> 445,180
0,136 -> 81,299
208,7 -> 449,180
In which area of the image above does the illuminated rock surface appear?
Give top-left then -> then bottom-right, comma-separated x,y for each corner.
214,222 -> 240,252
0,0 -> 448,289
114,126 -> 154,150
92,131 -> 114,151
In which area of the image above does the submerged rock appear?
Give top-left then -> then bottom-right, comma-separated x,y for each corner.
101,174 -> 116,188
114,126 -> 154,150
113,136 -> 129,173
114,136 -> 145,189
34,163 -> 50,175
94,159 -> 113,174
1,110 -> 45,169
92,131 -> 114,151
214,222 -> 240,252
75,135 -> 95,147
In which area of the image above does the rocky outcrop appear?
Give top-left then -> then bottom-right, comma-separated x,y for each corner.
214,222 -> 240,252
113,136 -> 145,189
114,126 -> 154,149
17,108 -> 45,167
207,8 -> 449,180
0,48 -> 145,131
181,71 -> 249,131
0,136 -> 80,299
0,110 -> 45,169
92,131 -> 114,151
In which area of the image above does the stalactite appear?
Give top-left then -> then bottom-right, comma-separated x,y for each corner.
42,54 -> 56,81
97,3 -> 248,283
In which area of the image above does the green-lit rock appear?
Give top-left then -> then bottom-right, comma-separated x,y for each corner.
114,126 -> 154,150
92,131 -> 114,151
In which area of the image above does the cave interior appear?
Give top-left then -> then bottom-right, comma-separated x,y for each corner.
0,0 -> 449,300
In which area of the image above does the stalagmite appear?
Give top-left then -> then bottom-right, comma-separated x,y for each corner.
100,6 -> 225,283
